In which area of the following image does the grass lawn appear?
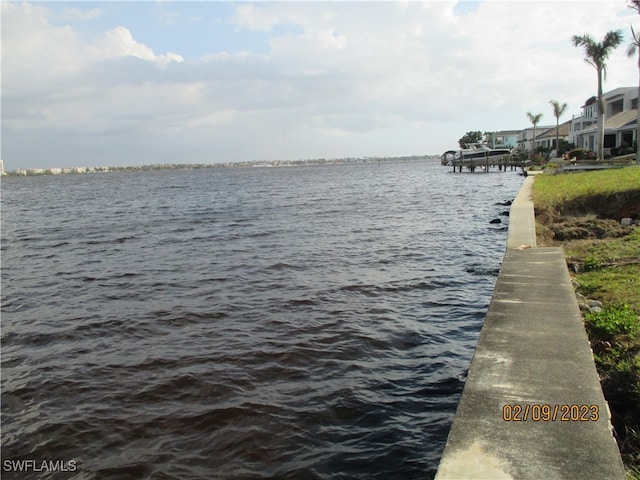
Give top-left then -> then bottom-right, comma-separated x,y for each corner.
533,166 -> 640,214
532,166 -> 640,478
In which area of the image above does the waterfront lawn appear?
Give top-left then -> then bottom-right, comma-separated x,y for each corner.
533,166 -> 640,215
566,234 -> 640,478
532,167 -> 640,477
565,228 -> 640,311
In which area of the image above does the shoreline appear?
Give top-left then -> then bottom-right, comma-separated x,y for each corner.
435,174 -> 625,479
1,156 -> 441,177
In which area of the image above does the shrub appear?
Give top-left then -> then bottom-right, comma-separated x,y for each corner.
559,141 -> 574,156
567,148 -> 597,161
611,143 -> 636,157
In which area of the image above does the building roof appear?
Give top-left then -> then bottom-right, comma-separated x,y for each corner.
604,109 -> 638,130
603,86 -> 637,99
536,120 -> 571,139
519,125 -> 555,133
572,110 -> 637,135
581,87 -> 637,107
493,130 -> 521,136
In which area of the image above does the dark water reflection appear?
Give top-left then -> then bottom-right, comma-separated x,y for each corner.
1,162 -> 522,479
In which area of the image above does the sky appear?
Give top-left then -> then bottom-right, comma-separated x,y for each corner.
1,0 -> 638,170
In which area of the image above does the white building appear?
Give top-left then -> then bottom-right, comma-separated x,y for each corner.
516,125 -> 555,153
491,130 -> 520,149
535,120 -> 572,152
570,86 -> 638,154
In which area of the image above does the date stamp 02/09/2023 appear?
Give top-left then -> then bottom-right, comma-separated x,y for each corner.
502,404 -> 600,422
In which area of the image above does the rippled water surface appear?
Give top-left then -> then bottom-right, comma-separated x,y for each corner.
1,162 -> 523,479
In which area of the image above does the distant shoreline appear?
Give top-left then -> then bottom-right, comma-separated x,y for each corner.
2,155 -> 441,177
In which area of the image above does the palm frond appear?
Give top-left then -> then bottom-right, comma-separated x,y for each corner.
549,100 -> 568,118
572,33 -> 594,47
603,30 -> 623,49
572,30 -> 624,73
629,24 -> 640,57
527,112 -> 543,126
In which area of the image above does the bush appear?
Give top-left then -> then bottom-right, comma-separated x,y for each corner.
559,141 -> 574,156
505,152 -> 528,164
567,148 -> 597,161
611,143 -> 636,157
535,145 -> 551,155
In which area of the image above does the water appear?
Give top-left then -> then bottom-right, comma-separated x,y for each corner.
1,161 -> 523,479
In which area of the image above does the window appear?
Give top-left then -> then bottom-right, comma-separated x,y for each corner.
604,134 -> 616,148
583,104 -> 595,118
608,99 -> 624,117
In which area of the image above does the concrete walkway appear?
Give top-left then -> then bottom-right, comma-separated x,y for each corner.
506,175 -> 537,250
435,175 -> 625,479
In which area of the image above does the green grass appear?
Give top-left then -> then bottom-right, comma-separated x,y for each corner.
576,265 -> 640,311
533,166 -> 640,214
585,304 -> 639,338
532,166 -> 640,475
566,229 -> 640,312
568,234 -> 640,476
564,228 -> 640,261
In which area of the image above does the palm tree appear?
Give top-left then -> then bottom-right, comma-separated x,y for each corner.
549,100 -> 568,158
572,30 -> 623,160
628,0 -> 640,164
526,112 -> 543,157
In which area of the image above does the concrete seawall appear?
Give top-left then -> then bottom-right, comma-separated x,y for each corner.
435,176 -> 625,479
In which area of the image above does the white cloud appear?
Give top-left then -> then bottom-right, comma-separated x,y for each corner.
1,2 -> 86,90
1,1 -> 638,169
90,26 -> 184,66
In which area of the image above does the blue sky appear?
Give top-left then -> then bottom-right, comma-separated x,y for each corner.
47,2 -> 275,57
2,1 -> 637,169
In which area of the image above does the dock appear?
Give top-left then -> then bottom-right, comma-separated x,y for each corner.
434,175 -> 625,479
449,157 -> 529,173
448,152 -> 636,173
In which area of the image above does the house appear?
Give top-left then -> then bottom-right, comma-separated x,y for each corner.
570,86 -> 638,154
452,85 -> 637,158
534,120 -> 571,152
569,96 -> 597,150
605,109 -> 638,153
516,125 -> 555,153
490,130 -> 520,150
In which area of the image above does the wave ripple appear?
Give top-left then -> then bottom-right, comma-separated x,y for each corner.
1,163 -> 522,479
